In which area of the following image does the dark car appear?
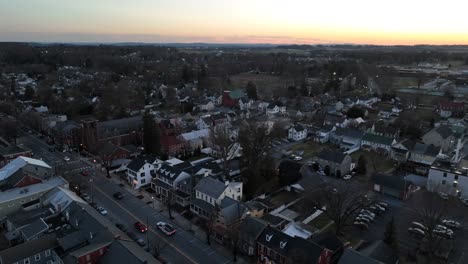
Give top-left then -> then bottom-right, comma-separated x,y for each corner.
115,223 -> 127,232
113,192 -> 123,199
134,222 -> 148,233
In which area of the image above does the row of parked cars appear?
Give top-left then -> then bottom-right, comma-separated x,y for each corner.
354,202 -> 389,230
408,219 -> 461,239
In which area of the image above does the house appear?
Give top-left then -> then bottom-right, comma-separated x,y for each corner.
257,226 -> 332,264
408,143 -> 440,174
390,139 -> 416,162
290,167 -> 326,193
212,197 -> 248,244
288,124 -> 308,141
427,159 -> 468,198
0,156 -> 68,218
152,159 -> 193,205
126,156 -> 156,189
179,129 -> 210,152
239,98 -> 254,111
266,102 -> 287,115
329,128 -> 364,150
238,216 -> 267,257
361,133 -> 396,153
439,101 -> 464,118
50,120 -> 80,151
367,122 -> 399,139
311,232 -> 345,264
222,89 -> 245,107
315,125 -> 335,143
159,120 -> 185,156
0,234 -> 60,264
422,125 -> 457,152
372,173 -> 412,200
313,149 -> 352,176
190,176 -> 242,218
0,144 -> 32,167
323,113 -> 347,128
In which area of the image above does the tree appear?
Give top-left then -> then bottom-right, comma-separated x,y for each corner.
304,182 -> 373,235
346,106 -> 365,118
384,217 -> 398,255
0,119 -> 19,145
356,155 -> 367,175
98,143 -> 119,178
246,81 -> 257,100
324,165 -> 331,176
142,111 -> 161,155
151,238 -> 167,261
335,169 -> 341,179
209,126 -> 233,178
24,86 -> 35,100
300,82 -> 309,96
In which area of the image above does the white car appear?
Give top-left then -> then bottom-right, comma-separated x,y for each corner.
434,225 -> 453,234
64,156 -> 71,162
97,207 -> 108,215
342,174 -> 352,180
408,227 -> 425,236
355,217 -> 371,223
438,192 -> 449,200
442,220 -> 461,229
411,222 -> 428,231
433,229 -> 454,239
156,222 -> 176,236
358,214 -> 374,222
360,210 -> 375,218
293,156 -> 303,161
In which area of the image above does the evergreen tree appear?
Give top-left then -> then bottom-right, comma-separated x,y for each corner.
246,81 -> 258,100
356,155 -> 367,175
384,217 -> 399,254
143,111 -> 161,155
300,82 -> 309,96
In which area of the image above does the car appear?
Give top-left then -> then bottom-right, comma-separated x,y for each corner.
136,238 -> 146,247
293,156 -> 303,161
81,193 -> 91,202
156,222 -> 176,236
411,222 -> 428,231
97,207 -> 108,215
360,210 -> 375,218
373,204 -> 386,212
113,192 -> 123,200
408,227 -> 425,236
369,206 -> 383,214
342,174 -> 352,180
80,170 -> 89,176
441,220 -> 461,229
63,156 -> 70,162
354,221 -> 369,230
126,231 -> 138,240
358,214 -> 374,222
434,225 -> 453,234
134,222 -> 148,233
378,202 -> 389,209
355,217 -> 371,224
438,192 -> 449,200
460,198 -> 468,207
317,170 -> 325,176
115,223 -> 127,232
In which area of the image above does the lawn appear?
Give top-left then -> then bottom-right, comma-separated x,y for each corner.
290,141 -> 326,159
268,191 -> 300,207
308,212 -> 332,230
351,150 -> 396,177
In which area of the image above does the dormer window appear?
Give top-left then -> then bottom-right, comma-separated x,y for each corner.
280,241 -> 287,249
265,234 -> 273,242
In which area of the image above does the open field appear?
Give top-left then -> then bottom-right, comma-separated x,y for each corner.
290,141 -> 327,159
351,150 -> 396,177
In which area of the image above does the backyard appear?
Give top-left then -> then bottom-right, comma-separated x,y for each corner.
351,150 -> 396,179
289,140 -> 327,159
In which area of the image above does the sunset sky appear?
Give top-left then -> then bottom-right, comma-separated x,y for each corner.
1,0 -> 468,45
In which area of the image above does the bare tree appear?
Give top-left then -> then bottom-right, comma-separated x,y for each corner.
304,182 -> 373,235
209,126 -> 233,178
0,118 -> 19,145
151,237 -> 168,261
98,142 -> 119,178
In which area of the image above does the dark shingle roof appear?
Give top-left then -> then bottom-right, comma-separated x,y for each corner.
310,232 -> 343,252
316,149 -> 348,164
194,177 -> 226,198
127,156 -> 155,172
372,173 -> 409,191
293,124 -> 306,132
239,216 -> 267,241
20,217 -> 49,240
435,125 -> 453,139
360,240 -> 398,264
362,133 -> 394,146
0,234 -> 57,264
338,248 -> 383,264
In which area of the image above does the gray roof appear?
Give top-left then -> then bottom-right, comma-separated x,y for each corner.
127,156 -> 155,172
194,177 -> 226,199
362,133 -> 394,146
98,241 -> 146,264
316,149 -> 348,164
0,234 -> 57,264
58,231 -> 88,251
435,125 -> 453,139
0,144 -> 31,156
412,143 -> 440,156
293,124 -> 306,132
219,197 -> 247,225
333,128 -> 364,139
338,248 -> 383,264
372,173 -> 410,192
20,217 -> 49,241
239,216 -> 267,240
97,116 -> 142,139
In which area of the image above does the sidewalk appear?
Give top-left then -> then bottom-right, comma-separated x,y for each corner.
103,170 -> 250,264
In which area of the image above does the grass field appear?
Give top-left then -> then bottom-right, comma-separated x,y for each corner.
351,150 -> 396,177
308,212 -> 332,230
290,141 -> 326,159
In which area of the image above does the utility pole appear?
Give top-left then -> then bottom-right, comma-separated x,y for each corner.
146,215 -> 149,249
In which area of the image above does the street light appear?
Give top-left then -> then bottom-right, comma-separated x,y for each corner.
89,177 -> 94,203
151,196 -> 155,209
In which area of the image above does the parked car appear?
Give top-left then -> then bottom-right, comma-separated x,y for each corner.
460,198 -> 468,207
63,156 -> 71,162
358,214 -> 374,222
355,217 -> 371,224
433,229 -> 454,239
293,156 -> 303,161
156,222 -> 176,236
115,223 -> 127,232
97,207 -> 108,215
136,238 -> 146,247
81,193 -> 91,202
441,220 -> 461,229
411,222 -> 428,231
438,192 -> 449,200
378,202 -> 389,209
408,227 -> 425,237
113,192 -> 124,199
369,206 -> 383,214
434,225 -> 453,234
354,221 -> 369,230
80,170 -> 89,176
134,222 -> 148,233
360,210 -> 375,218
342,174 -> 352,180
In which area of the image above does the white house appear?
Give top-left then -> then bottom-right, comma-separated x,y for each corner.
266,102 -> 286,115
427,159 -> 468,198
288,124 -> 308,141
126,156 -> 156,189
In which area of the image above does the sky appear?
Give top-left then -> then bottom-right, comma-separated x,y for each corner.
1,0 -> 468,45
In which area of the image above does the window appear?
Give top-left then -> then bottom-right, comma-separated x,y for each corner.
455,175 -> 459,180
35,254 -> 40,261
442,180 -> 446,185
45,250 -> 51,257
443,172 -> 447,177
141,179 -> 146,184
24,258 -> 30,264
453,182 -> 458,188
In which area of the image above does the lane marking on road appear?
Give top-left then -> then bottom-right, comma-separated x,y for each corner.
93,185 -> 199,264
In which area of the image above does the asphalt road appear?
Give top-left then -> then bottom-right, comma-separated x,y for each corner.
18,132 -> 231,264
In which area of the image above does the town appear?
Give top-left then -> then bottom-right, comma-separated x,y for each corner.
0,43 -> 468,264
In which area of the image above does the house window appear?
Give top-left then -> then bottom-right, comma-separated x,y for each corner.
455,175 -> 459,180
45,250 -> 51,256
443,172 -> 447,177
442,180 -> 446,185
453,182 -> 458,188
35,254 -> 40,261
140,172 -> 144,177
141,179 -> 146,184
24,258 -> 30,264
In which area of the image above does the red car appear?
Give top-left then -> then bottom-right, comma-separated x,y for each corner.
134,222 -> 148,233
80,171 -> 89,176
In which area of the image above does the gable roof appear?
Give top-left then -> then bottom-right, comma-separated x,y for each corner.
291,124 -> 306,132
372,173 -> 409,191
229,89 -> 245,99
126,156 -> 155,172
0,234 -> 57,264
435,125 -> 453,139
0,156 -> 51,181
359,240 -> 399,264
239,216 -> 267,240
362,133 -> 394,146
316,149 -> 348,164
333,128 -> 364,139
195,176 -> 226,198
310,232 -> 343,252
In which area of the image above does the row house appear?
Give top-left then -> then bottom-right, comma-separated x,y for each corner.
178,129 -> 210,152
126,156 -> 157,189
439,101 -> 465,118
329,128 -> 364,150
152,159 -> 193,206
422,125 -> 458,152
361,133 -> 396,154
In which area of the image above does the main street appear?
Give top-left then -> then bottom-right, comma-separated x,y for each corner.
17,131 -> 231,264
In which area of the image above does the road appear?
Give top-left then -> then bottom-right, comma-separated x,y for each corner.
17,131 -> 231,264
